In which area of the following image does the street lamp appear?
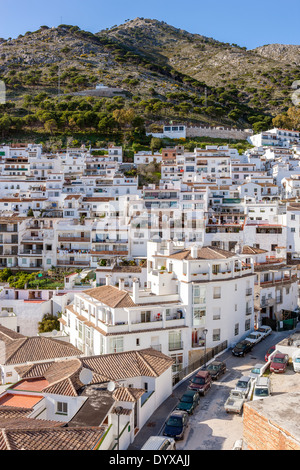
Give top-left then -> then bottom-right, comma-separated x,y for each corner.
203,329 -> 208,369
115,406 -> 124,450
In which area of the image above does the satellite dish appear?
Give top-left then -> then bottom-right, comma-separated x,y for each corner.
107,381 -> 116,392
79,368 -> 93,385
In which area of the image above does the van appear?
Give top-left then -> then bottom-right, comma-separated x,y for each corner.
253,376 -> 271,400
188,370 -> 212,395
141,436 -> 176,450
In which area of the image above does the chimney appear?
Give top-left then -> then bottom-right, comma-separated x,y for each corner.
106,274 -> 112,286
190,244 -> 198,259
132,278 -> 139,303
119,278 -> 125,291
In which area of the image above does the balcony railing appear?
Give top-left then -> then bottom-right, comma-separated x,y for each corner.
168,341 -> 183,351
246,288 -> 253,296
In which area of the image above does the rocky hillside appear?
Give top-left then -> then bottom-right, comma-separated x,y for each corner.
0,18 -> 299,143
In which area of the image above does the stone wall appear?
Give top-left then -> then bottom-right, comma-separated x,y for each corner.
186,125 -> 253,141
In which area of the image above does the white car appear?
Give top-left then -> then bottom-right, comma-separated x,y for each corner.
253,376 -> 271,401
234,376 -> 253,398
292,353 -> 300,372
256,325 -> 272,338
245,332 -> 264,345
249,363 -> 265,380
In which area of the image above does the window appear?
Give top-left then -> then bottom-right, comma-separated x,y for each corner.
234,323 -> 239,336
110,337 -> 124,353
213,286 -> 221,299
56,401 -> 68,415
136,338 -> 140,346
245,319 -> 251,331
193,308 -> 206,326
212,307 -> 221,320
212,329 -> 220,341
141,311 -> 151,323
193,285 -> 206,304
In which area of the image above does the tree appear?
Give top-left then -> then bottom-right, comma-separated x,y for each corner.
38,313 -> 61,333
44,119 -> 58,134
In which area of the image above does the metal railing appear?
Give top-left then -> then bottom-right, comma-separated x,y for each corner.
172,340 -> 228,386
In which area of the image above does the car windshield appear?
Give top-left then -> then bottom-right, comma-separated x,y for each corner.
294,358 -> 300,363
166,416 -> 183,427
248,334 -> 257,339
181,396 -> 193,403
235,342 -> 244,349
254,388 -> 269,397
251,368 -> 260,374
272,357 -> 285,363
236,380 -> 248,388
192,377 -> 205,384
208,364 -> 219,370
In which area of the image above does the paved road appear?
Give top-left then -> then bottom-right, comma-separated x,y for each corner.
129,328 -> 294,450
176,330 -> 290,450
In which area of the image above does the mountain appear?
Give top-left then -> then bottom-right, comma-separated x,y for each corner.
0,18 -> 299,143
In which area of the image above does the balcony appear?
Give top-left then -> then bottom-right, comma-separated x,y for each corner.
246,288 -> 253,296
58,236 -> 90,243
57,260 -> 90,266
246,307 -> 252,316
168,341 -> 183,351
19,250 -> 43,256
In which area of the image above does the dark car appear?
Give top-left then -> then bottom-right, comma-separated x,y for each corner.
206,361 -> 226,380
163,410 -> 189,440
270,353 -> 289,373
265,345 -> 276,362
232,340 -> 253,357
188,370 -> 212,395
176,390 -> 200,414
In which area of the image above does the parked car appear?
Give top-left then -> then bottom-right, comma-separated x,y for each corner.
249,363 -> 265,380
232,340 -> 253,357
245,331 -> 264,345
163,410 -> 189,440
141,436 -> 176,450
265,345 -> 276,362
292,353 -> 300,372
270,353 -> 289,373
176,390 -> 200,414
232,439 -> 243,450
224,390 -> 246,414
188,370 -> 212,395
256,325 -> 272,338
253,376 -> 271,401
234,376 -> 253,398
206,361 -> 226,380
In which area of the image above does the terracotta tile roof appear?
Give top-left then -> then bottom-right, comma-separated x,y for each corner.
0,426 -> 106,450
16,358 -> 110,397
112,387 -> 145,402
0,327 -> 82,365
81,348 -> 174,381
241,245 -> 268,254
0,416 -> 63,430
83,285 -> 136,308
0,333 -> 82,365
0,406 -> 31,420
0,393 -> 43,409
166,246 -> 235,260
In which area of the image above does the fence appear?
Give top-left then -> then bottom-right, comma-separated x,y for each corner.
172,340 -> 228,386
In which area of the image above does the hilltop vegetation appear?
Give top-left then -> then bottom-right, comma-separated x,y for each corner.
0,18 -> 299,145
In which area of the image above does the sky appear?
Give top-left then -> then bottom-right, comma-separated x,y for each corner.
0,0 -> 300,50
